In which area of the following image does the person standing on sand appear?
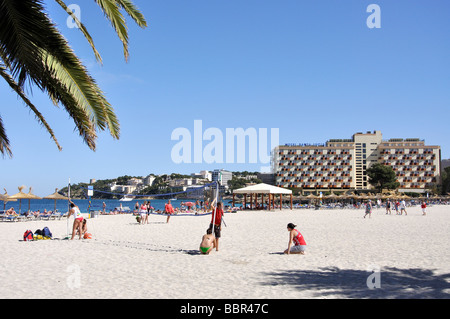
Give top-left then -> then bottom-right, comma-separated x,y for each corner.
145,200 -> 151,224
386,200 -> 392,215
395,201 -> 400,214
364,200 -> 373,219
421,201 -> 427,216
68,201 -> 83,240
209,201 -> 224,252
284,223 -> 306,255
400,199 -> 407,215
165,200 -> 174,223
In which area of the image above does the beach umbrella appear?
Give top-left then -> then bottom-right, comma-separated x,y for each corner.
44,188 -> 69,211
325,193 -> 337,199
347,192 -> 358,199
305,194 -> 318,203
26,187 -> 42,212
294,195 -> 307,201
325,193 -> 337,203
8,186 -> 33,214
359,193 -> 369,200
1,189 -> 17,210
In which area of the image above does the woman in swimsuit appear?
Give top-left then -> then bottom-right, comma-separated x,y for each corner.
69,201 -> 84,240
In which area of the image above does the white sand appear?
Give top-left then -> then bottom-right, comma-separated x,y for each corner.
1,205 -> 449,299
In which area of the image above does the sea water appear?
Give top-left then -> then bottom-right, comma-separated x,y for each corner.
1,198 -> 207,214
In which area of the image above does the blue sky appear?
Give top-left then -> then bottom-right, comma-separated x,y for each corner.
1,0 -> 449,196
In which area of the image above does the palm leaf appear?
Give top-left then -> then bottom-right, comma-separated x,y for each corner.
0,0 -> 119,153
0,63 -> 62,156
115,0 -> 147,28
0,115 -> 12,158
54,0 -> 103,63
94,0 -> 129,60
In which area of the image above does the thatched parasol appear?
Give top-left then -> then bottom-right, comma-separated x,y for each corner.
1,189 -> 17,210
44,188 -> 69,211
358,193 -> 369,201
8,186 -> 33,214
26,187 -> 42,212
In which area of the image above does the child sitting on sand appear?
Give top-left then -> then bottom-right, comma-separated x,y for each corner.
199,228 -> 216,255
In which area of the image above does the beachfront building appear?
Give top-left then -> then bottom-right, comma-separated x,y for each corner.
212,169 -> 233,188
191,170 -> 212,181
110,184 -> 138,194
257,172 -> 275,185
273,131 -> 441,193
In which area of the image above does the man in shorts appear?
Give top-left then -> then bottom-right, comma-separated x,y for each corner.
209,202 -> 224,252
400,199 -> 407,215
165,200 -> 174,223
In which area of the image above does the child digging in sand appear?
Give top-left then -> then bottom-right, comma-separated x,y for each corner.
199,228 -> 216,255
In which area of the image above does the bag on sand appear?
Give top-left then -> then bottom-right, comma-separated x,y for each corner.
23,230 -> 33,241
42,227 -> 52,239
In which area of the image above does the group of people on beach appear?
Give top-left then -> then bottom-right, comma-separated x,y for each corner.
70,198 -> 308,255
198,200 -> 307,255
364,199 -> 428,218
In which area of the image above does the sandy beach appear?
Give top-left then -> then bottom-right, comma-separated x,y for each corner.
1,205 -> 449,299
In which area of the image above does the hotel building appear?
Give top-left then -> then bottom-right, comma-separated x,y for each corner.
273,131 -> 441,192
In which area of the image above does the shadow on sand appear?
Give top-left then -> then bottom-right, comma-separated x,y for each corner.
261,267 -> 450,298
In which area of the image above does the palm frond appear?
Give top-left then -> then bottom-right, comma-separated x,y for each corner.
94,0 -> 129,60
54,0 -> 103,63
0,115 -> 12,158
115,0 -> 147,28
0,63 -> 61,156
0,0 -> 120,153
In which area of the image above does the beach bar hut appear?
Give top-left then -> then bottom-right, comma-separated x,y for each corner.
232,183 -> 293,210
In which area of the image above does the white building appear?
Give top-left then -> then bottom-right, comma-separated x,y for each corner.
274,130 -> 441,192
191,170 -> 212,181
212,169 -> 233,188
143,175 -> 156,186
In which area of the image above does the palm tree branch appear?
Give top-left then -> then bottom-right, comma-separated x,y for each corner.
42,50 -> 120,139
0,114 -> 12,158
54,0 -> 103,63
115,0 -> 147,28
94,0 -> 129,60
0,62 -> 62,153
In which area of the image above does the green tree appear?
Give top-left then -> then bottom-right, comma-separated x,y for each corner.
366,163 -> 400,192
0,0 -> 147,157
441,167 -> 450,195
